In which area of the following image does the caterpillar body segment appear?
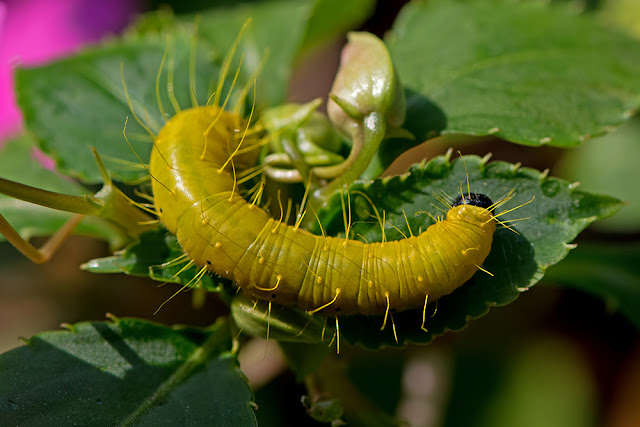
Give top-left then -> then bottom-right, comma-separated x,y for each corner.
151,105 -> 497,316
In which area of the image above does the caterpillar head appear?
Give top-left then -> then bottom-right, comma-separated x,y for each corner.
449,193 -> 496,228
453,193 -> 493,210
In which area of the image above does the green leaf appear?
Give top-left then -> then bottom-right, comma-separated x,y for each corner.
302,0 -> 375,49
0,317 -> 256,426
17,0 -> 369,184
388,0 -> 640,146
0,135 -> 125,247
192,0 -> 319,108
309,153 -> 621,348
82,228 -> 219,291
544,243 -> 640,329
17,28 -> 223,184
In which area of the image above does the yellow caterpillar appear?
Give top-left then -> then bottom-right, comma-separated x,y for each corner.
150,104 -> 497,318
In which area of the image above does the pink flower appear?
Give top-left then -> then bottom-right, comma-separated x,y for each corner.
0,0 -> 142,142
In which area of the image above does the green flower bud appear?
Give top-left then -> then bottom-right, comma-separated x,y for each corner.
327,32 -> 406,138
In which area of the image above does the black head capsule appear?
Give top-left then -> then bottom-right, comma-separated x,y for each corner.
453,193 -> 493,209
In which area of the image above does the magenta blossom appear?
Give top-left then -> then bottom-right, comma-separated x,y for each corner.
0,0 -> 142,142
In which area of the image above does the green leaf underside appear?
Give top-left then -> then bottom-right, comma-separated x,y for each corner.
388,0 -> 640,146
545,243 -> 640,330
0,135 -> 124,246
16,0 -> 370,185
0,318 -> 256,426
82,228 -> 219,291
231,154 -> 621,349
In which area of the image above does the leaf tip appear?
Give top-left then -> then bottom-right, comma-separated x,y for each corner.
480,152 -> 493,165
568,181 -> 581,190
106,312 -> 120,323
60,323 -> 75,332
539,168 -> 549,181
444,148 -> 453,163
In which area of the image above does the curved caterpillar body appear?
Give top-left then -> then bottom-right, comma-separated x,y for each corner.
150,105 -> 496,316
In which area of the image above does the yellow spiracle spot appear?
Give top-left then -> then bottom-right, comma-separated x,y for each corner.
317,276 -> 323,284
368,280 -> 373,287
201,218 -> 207,225
215,241 -> 222,248
258,256 -> 265,264
418,275 -> 424,282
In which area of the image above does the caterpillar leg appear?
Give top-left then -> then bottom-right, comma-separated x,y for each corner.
335,316 -> 340,354
0,213 -> 83,263
474,264 -> 494,276
390,313 -> 398,343
307,287 -> 341,315
421,295 -> 429,332
380,292 -> 398,343
327,316 -> 341,354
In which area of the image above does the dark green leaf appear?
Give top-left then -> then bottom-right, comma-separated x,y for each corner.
0,135 -> 125,247
545,243 -> 640,329
310,153 -> 621,348
388,0 -> 640,145
0,317 -> 256,426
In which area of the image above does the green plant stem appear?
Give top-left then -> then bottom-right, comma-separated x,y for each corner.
308,112 -> 386,214
0,177 -> 102,215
